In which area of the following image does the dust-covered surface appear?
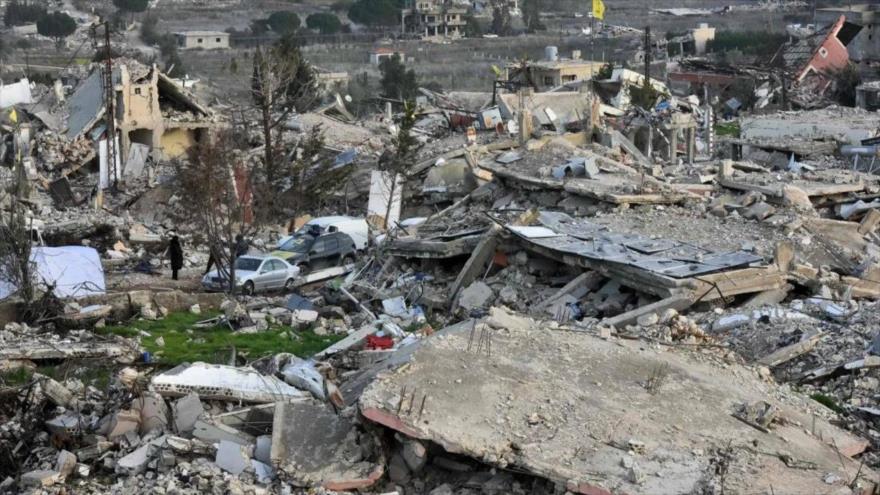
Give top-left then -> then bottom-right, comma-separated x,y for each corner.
360,309 -> 875,495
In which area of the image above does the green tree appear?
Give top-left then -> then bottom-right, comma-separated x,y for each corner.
113,0 -> 148,23
463,14 -> 481,37
628,79 -> 665,110
379,53 -> 418,101
490,0 -> 511,36
4,0 -> 45,27
306,12 -> 342,34
266,11 -> 301,34
36,11 -> 77,48
330,0 -> 352,13
348,0 -> 400,26
594,62 -> 613,80
522,0 -> 543,32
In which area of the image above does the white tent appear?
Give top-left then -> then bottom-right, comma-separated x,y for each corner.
0,246 -> 106,300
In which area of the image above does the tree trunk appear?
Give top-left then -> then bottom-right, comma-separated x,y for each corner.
383,173 -> 397,230
262,102 -> 273,183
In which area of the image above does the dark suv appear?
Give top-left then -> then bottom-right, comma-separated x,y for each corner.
270,231 -> 357,273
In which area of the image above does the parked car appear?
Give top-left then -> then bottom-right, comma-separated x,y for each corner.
277,216 -> 370,251
269,231 -> 357,273
201,255 -> 300,295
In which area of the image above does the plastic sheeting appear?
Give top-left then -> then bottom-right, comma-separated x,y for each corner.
0,246 -> 105,300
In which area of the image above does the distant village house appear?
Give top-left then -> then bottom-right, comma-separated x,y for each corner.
175,31 -> 230,50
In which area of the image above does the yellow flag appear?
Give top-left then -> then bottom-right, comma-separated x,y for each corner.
592,0 -> 605,20
8,108 -> 17,123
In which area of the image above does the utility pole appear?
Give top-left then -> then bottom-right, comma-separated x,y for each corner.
100,21 -> 119,191
644,25 -> 651,82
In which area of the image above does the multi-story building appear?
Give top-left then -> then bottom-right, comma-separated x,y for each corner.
401,0 -> 468,38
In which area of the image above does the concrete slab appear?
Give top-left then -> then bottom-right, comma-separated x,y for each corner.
150,362 -> 304,403
172,393 -> 204,434
216,440 -> 250,475
192,419 -> 255,446
271,400 -> 383,490
360,316 -> 878,494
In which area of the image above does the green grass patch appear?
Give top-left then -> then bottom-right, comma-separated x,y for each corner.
715,121 -> 740,137
98,311 -> 343,366
810,393 -> 844,414
0,367 -> 33,387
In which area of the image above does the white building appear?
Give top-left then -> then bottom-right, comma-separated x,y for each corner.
174,31 -> 230,50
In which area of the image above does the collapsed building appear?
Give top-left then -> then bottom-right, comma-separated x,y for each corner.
7,10 -> 880,495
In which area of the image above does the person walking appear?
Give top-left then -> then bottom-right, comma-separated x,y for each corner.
204,240 -> 220,275
168,235 -> 184,281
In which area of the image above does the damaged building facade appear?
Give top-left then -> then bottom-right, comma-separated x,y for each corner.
67,61 -> 215,181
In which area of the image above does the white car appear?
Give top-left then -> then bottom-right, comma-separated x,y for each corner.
201,255 -> 300,295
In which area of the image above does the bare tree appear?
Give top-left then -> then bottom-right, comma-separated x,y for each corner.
176,130 -> 257,296
250,36 -> 318,198
0,160 -> 35,307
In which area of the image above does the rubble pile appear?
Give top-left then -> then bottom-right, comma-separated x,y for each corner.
8,12 -> 880,493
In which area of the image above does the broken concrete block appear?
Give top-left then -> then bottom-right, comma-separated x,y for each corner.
271,400 -> 381,488
172,393 -> 204,434
40,377 -> 76,408
46,411 -> 82,438
192,419 -> 255,446
254,435 -> 272,464
782,185 -> 814,211
106,409 -> 140,440
280,358 -> 327,401
166,436 -> 193,453
20,470 -> 60,487
216,440 -> 250,475
132,392 -> 169,434
401,439 -> 427,472
55,450 -> 77,478
744,202 -> 776,221
116,443 -> 151,475
388,452 -> 411,484
458,281 -> 494,310
292,309 -> 319,323
486,306 -> 531,332
251,459 -> 275,484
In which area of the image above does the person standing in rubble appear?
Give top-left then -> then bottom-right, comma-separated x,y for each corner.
167,235 -> 184,281
234,234 -> 249,258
